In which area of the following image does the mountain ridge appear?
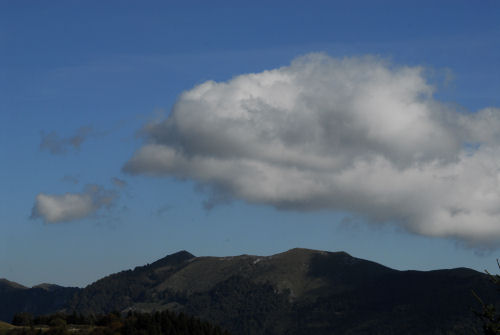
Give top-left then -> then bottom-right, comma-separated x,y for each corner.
61,248 -> 500,334
0,248 -> 486,289
1,248 -> 498,334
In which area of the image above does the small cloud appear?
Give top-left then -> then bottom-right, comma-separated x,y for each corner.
31,184 -> 117,224
61,175 -> 80,184
111,177 -> 127,188
40,126 -> 92,155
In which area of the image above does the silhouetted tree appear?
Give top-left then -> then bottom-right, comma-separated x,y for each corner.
474,260 -> 500,334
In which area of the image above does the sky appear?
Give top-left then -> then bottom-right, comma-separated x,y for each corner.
2,1 -> 500,287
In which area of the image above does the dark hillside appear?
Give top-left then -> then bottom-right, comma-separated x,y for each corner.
0,280 -> 79,323
66,249 -> 498,334
1,249 -> 498,334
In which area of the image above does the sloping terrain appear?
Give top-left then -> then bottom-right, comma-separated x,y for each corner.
0,320 -> 13,330
0,279 -> 79,323
66,249 -> 498,334
2,249 -> 498,334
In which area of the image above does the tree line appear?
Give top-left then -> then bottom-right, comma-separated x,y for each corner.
4,310 -> 231,335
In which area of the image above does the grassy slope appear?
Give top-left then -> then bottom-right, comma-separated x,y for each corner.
0,321 -> 13,335
0,321 -> 12,329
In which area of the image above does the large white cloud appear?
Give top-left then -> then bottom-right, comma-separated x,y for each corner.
31,184 -> 117,223
123,53 -> 500,244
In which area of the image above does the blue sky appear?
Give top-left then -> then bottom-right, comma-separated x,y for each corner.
2,1 -> 500,287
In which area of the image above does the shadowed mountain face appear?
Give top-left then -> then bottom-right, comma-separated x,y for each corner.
0,279 -> 79,323
2,249 -> 498,334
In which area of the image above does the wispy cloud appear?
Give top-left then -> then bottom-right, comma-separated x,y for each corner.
123,53 -> 500,245
31,184 -> 117,223
40,126 -> 93,155
111,177 -> 127,188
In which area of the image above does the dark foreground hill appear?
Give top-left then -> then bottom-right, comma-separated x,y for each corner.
2,249 -> 499,334
0,279 -> 78,323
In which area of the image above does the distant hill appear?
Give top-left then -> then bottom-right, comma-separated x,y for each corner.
0,279 -> 27,291
2,248 -> 499,334
0,278 -> 79,323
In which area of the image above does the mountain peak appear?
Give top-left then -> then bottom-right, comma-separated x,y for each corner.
150,250 -> 195,268
0,278 -> 27,290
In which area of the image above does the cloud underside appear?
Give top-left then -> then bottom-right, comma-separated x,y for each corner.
124,53 -> 500,244
31,185 -> 116,223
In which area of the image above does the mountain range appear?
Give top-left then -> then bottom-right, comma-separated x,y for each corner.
2,248 -> 498,334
